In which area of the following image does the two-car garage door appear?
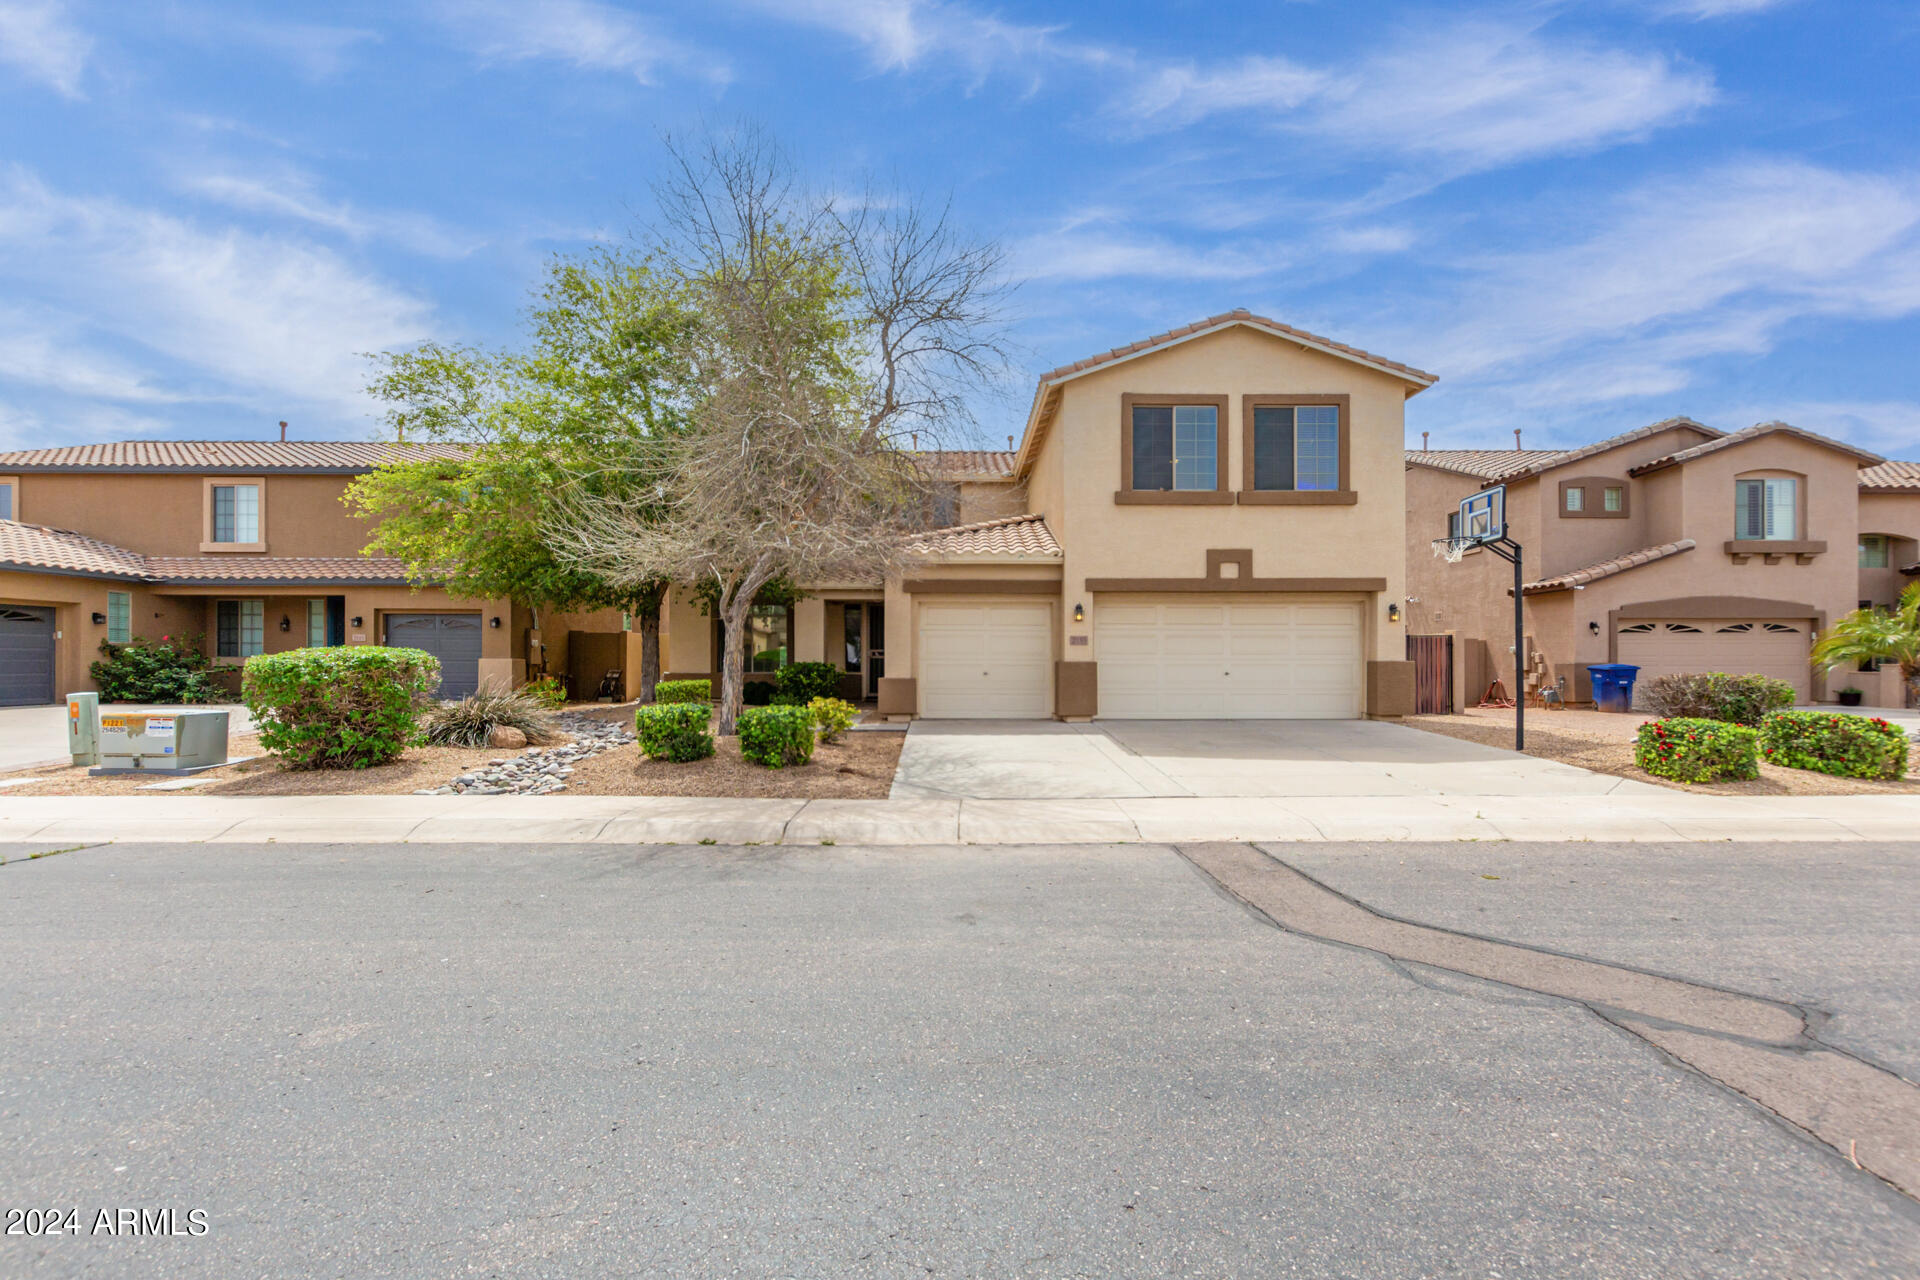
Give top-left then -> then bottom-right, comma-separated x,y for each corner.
1097,599 -> 1363,719
1617,618 -> 1812,704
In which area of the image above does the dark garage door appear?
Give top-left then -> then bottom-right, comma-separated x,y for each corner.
384,613 -> 483,699
0,605 -> 55,707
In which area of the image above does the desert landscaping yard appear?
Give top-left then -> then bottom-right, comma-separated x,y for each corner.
1410,705 -> 1920,797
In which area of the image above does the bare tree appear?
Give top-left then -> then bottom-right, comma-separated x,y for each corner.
550,127 -> 1010,733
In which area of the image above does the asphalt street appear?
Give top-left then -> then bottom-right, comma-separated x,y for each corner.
2,839 -> 1916,1278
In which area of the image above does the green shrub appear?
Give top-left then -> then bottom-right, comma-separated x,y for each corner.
738,704 -> 816,768
636,702 -> 714,762
774,661 -> 842,704
742,680 -> 776,706
89,635 -> 224,704
808,696 -> 859,742
1759,710 -> 1909,780
1638,671 -> 1794,726
654,679 -> 710,704
1634,717 -> 1760,784
243,646 -> 440,770
518,675 -> 568,709
424,690 -> 563,747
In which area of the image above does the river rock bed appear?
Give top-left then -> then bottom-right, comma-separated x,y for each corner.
414,712 -> 636,796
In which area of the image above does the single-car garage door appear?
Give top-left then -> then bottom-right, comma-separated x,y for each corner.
384,612 -> 483,699
1617,618 -> 1812,705
918,601 -> 1052,718
1097,598 -> 1363,719
0,605 -> 55,707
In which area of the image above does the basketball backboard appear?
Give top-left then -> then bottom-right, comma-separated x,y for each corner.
1458,484 -> 1505,544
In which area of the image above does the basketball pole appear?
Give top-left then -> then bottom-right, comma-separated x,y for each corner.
1476,537 -> 1525,752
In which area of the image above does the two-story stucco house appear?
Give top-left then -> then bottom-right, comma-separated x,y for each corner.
0,310 -> 1432,719
1405,419 -> 1920,713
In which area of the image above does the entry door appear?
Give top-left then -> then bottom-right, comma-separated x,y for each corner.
0,605 -> 55,707
383,613 -> 483,699
918,601 -> 1052,718
1096,599 -> 1364,719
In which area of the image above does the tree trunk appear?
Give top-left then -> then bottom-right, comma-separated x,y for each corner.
638,612 -> 661,704
716,593 -> 751,736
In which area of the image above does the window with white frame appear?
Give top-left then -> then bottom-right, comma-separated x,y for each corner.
211,483 -> 260,543
1860,534 -> 1890,568
217,599 -> 265,657
1734,476 -> 1796,541
1251,404 -> 1340,491
107,591 -> 131,644
307,598 -> 329,647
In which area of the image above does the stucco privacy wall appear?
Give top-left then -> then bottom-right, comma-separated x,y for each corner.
1045,325 -> 1411,669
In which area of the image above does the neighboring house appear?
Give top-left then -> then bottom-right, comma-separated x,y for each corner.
1,309 -> 1433,720
1405,420 -> 1920,712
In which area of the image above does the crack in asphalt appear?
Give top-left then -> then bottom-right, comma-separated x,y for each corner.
1175,841 -> 1920,1202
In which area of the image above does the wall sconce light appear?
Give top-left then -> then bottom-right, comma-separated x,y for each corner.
278,615 -> 291,633
90,611 -> 106,625
1387,603 -> 1401,623
489,616 -> 502,629
350,616 -> 363,628
1072,603 -> 1085,623
1589,621 -> 1601,635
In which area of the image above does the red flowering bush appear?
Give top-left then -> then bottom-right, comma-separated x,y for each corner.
1758,711 -> 1908,780
1634,717 -> 1759,784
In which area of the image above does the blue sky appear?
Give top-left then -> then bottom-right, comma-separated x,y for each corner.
1,0 -> 1917,456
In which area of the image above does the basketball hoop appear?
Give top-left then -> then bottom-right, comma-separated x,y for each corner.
1431,536 -> 1477,564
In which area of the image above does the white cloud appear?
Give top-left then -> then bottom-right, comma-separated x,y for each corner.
433,0 -> 725,85
1123,22 -> 1716,173
176,169 -> 483,258
1647,0 -> 1797,17
0,0 -> 90,98
1717,400 -> 1920,456
0,170 -> 436,422
1408,159 -> 1920,418
737,0 -> 1106,83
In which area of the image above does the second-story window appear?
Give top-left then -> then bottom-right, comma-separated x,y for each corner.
1860,534 -> 1890,568
1603,485 -> 1623,512
1735,476 -> 1796,541
211,484 -> 260,543
1131,404 -> 1218,491
1251,405 -> 1339,491
1564,486 -> 1585,512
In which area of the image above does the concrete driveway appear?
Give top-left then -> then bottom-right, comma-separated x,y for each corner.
0,702 -> 256,775
890,718 -> 1659,799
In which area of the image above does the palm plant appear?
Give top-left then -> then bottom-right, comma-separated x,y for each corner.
1813,582 -> 1920,705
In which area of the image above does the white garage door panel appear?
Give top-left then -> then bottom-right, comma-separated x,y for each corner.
919,602 -> 1052,718
1096,598 -> 1363,719
1617,619 -> 1812,705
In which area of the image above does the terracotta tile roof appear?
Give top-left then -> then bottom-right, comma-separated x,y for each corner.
0,440 -> 473,473
916,450 -> 1018,480
1859,460 -> 1920,492
1405,449 -> 1567,480
142,557 -> 416,585
1035,308 -> 1436,390
0,520 -> 150,579
1629,422 -> 1884,476
910,513 -> 1061,559
0,520 -> 419,584
1522,538 -> 1696,595
1503,417 -> 1722,481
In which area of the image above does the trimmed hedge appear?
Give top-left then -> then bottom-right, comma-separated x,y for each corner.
774,661 -> 842,704
242,646 -> 440,771
653,679 -> 711,704
636,702 -> 714,762
1759,710 -> 1909,780
738,704 -> 815,768
809,696 -> 859,742
1634,717 -> 1759,784
89,636 -> 224,704
1638,672 -> 1795,726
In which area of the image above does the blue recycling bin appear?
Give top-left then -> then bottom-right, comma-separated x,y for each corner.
1587,663 -> 1641,713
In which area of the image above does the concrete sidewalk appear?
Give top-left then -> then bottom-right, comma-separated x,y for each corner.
3,791 -> 1919,846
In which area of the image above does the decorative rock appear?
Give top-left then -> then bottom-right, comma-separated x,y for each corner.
487,725 -> 529,749
432,711 -> 635,797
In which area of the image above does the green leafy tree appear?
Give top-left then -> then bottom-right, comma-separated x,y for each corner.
1813,582 -> 1920,705
347,252 -> 690,701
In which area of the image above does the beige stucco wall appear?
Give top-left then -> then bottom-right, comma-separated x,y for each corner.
1033,326 -> 1412,667
8,472 -> 380,559
0,572 -> 201,699
1857,491 -> 1920,608
955,480 -> 1029,524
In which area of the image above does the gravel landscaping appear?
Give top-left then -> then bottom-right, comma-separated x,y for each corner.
1409,706 -> 1920,796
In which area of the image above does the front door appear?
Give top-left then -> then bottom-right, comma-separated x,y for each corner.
867,603 -> 885,692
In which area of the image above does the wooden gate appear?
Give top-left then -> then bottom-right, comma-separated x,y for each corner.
1406,634 -> 1453,715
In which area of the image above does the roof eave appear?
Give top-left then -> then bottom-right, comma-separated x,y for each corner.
0,561 -> 149,583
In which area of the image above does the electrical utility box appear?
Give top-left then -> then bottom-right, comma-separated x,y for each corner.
94,710 -> 231,773
67,692 -> 101,766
